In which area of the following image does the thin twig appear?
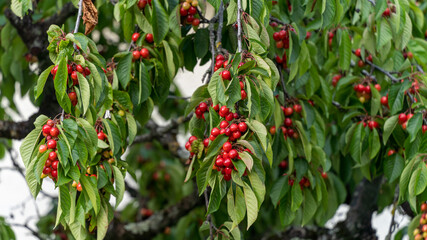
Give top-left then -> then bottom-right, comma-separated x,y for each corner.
269,16 -> 285,26
204,189 -> 216,239
215,1 -> 224,49
73,0 -> 83,34
237,0 -> 242,52
385,186 -> 399,240
10,223 -> 41,239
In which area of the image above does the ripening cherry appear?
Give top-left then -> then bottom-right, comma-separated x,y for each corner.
238,122 -> 247,132
383,8 -> 391,17
232,131 -> 241,139
230,124 -> 238,132
39,144 -> 47,153
76,183 -> 83,191
188,6 -> 197,15
211,127 -> 220,137
52,161 -> 59,170
224,174 -> 231,181
189,136 -> 197,144
358,60 -> 365,67
76,65 -> 84,74
223,142 -> 232,152
186,14 -> 195,23
284,118 -> 293,127
51,170 -> 58,178
220,120 -> 229,129
132,33 -> 140,42
45,159 -> 52,167
180,8 -> 188,16
132,50 -> 141,60
138,0 -> 147,9
279,160 -> 287,169
47,120 -> 54,127
321,172 -> 328,179
229,149 -> 238,159
374,84 -> 381,92
407,113 -> 414,121
398,113 -> 407,124
276,41 -> 284,49
48,151 -> 57,161
42,125 -> 52,135
223,158 -> 232,167
355,48 -> 361,57
97,131 -> 106,140
140,48 -> 150,59
219,106 -> 229,117
50,127 -> 59,138
203,138 -> 209,147
293,104 -> 302,113
284,107 -> 293,116
421,203 -> 427,212
387,150 -> 396,156
47,139 -> 57,149
145,33 -> 154,43
43,167 -> 51,175
422,125 -> 427,134
199,102 -> 208,112
68,92 -> 77,102
273,32 -> 281,41
269,126 -> 276,135
192,18 -> 200,27
215,158 -> 224,167
241,90 -> 247,99
221,70 -> 231,80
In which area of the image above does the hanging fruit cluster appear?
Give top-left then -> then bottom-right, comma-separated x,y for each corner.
214,54 -> 229,72
413,203 -> 427,240
137,0 -> 152,10
39,119 -> 61,180
179,0 -> 200,27
195,101 -> 208,119
213,142 -> 250,181
270,103 -> 302,139
272,27 -> 292,69
131,32 -> 153,61
353,82 -> 381,103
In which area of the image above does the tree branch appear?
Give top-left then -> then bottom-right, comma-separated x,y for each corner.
106,190 -> 203,239
236,0 -> 242,52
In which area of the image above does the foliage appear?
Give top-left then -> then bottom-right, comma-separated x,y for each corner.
1,0 -> 427,239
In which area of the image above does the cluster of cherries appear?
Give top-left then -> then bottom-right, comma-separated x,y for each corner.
213,142 -> 250,181
269,104 -> 302,139
39,119 -> 61,181
328,31 -> 335,46
413,203 -> 427,240
358,118 -> 379,130
398,112 -> 416,130
195,101 -> 208,119
215,54 -> 229,73
179,0 -> 200,27
137,0 -> 152,9
272,29 -> 290,50
131,32 -> 153,61
332,74 -> 342,87
353,83 -> 381,103
51,62 -> 92,106
354,48 -> 373,67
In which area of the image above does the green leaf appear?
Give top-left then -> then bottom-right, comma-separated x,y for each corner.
207,179 -> 222,214
59,185 -> 71,217
338,30 -> 351,71
194,29 -> 209,58
151,0 -> 169,44
350,123 -> 363,163
205,134 -> 228,160
196,157 -> 215,195
112,165 -> 125,208
270,176 -> 290,206
407,113 -> 423,142
80,175 -> 100,215
383,115 -> 399,144
248,171 -> 265,209
208,71 -> 221,105
247,119 -> 270,165
388,81 -> 411,115
117,52 -> 133,89
302,190 -> 317,226
291,183 -> 303,212
243,183 -> 258,230
295,121 -> 312,162
409,163 -> 427,196
20,128 -> 42,168
238,151 -> 253,171
77,73 -> 90,115
138,61 -> 151,104
368,129 -> 380,159
162,41 -> 176,77
97,199 -> 109,240
35,66 -> 54,99
399,157 -> 417,202
126,112 -> 137,145
384,154 -> 405,183
54,54 -> 68,100
25,156 -> 41,198
377,18 -> 393,49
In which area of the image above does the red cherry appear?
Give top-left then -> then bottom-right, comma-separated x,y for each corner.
203,138 -> 209,147
383,8 -> 390,17
68,92 -> 77,102
189,136 -> 197,144
398,113 -> 407,124
221,70 -> 231,80
76,183 -> 82,191
216,55 -> 225,62
52,161 -> 59,170
199,102 -> 208,112
241,90 -> 247,99
284,118 -> 293,127
273,32 -> 281,41
39,144 -> 47,153
366,55 -> 373,62
71,70 -> 78,80
238,122 -> 247,132
67,64 -> 73,74
180,8 -> 188,16
48,151 -> 57,161
422,125 -> 427,134
224,167 -> 232,175
368,121 -> 378,130
358,60 -> 365,67
45,159 -> 52,167
213,104 -> 219,111
224,174 -> 231,181
140,48 -> 150,59
328,32 -> 334,39
275,56 -> 283,64
47,139 -> 57,149
209,134 -> 216,141
211,127 -> 220,137
239,81 -> 245,89
407,113 -> 414,121
223,142 -> 232,152
42,125 -> 52,135
284,107 -> 293,116
219,128 -> 226,135
278,30 -> 287,40
387,150 -> 396,156
97,132 -> 106,140
233,113 -> 239,119
132,33 -> 140,42
215,158 -> 224,167
50,127 -> 59,138
321,172 -> 328,179
188,6 -> 197,15
51,65 -> 58,75
145,33 -> 154,43
232,131 -> 241,139
51,170 -> 58,178
219,106 -> 229,117
132,50 -> 141,60
185,141 -> 191,151
279,160 -> 287,169
186,14 -> 195,23
270,126 -> 276,135
76,65 -> 84,73
305,31 -> 311,39
137,0 -> 147,9
230,124 -> 238,132
229,149 -> 238,159
293,104 -> 302,113
287,128 -> 294,136
223,158 -> 232,167
381,96 -> 388,106
374,84 -> 381,92
355,48 -> 361,57
47,120 -> 54,127
276,41 -> 284,49
220,120 -> 229,129
192,18 -> 200,27
225,113 -> 234,121
43,166 -> 51,175
224,128 -> 231,136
